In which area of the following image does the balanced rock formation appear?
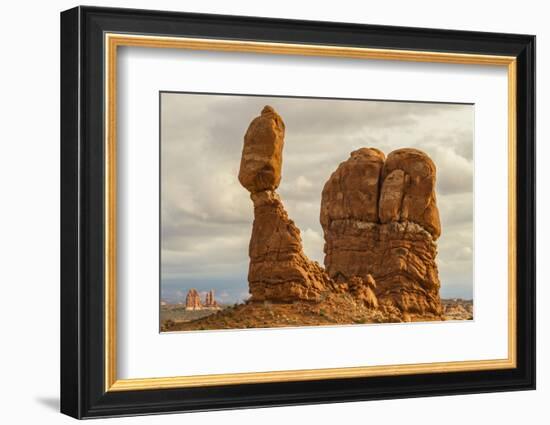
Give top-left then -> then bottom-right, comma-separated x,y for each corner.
240,106 -> 331,302
321,148 -> 442,318
185,288 -> 202,311
238,105 -> 285,193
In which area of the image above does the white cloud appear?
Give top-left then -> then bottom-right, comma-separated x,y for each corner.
301,228 -> 325,264
432,146 -> 473,195
295,175 -> 313,191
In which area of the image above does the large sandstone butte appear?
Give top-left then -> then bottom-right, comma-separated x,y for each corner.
239,106 -> 331,302
321,148 -> 442,318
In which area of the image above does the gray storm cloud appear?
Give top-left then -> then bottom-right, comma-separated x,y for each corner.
161,93 -> 474,302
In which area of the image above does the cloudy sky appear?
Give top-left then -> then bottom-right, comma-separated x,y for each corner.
160,92 -> 474,304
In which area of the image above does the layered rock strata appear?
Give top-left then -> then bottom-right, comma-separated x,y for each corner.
348,275 -> 378,309
321,148 -> 442,317
239,106 -> 330,302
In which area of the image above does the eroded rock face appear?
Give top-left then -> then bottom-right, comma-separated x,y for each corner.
321,148 -> 442,318
185,288 -> 202,311
240,107 -> 330,302
238,107 -> 442,315
238,106 -> 285,194
380,148 -> 441,238
348,275 -> 378,309
320,148 -> 385,227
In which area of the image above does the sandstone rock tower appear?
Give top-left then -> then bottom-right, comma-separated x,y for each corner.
185,288 -> 202,310
239,106 -> 331,302
204,290 -> 219,308
321,148 -> 442,318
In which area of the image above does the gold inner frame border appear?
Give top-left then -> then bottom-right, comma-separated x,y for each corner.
104,33 -> 517,392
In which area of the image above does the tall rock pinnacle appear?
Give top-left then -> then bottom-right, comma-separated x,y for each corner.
239,106 -> 330,302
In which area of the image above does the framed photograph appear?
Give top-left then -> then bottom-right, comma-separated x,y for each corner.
60,6 -> 535,419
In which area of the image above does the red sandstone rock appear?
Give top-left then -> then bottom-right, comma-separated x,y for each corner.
185,288 -> 202,311
380,148 -> 441,239
240,106 -> 331,302
378,169 -> 406,223
321,148 -> 442,318
247,190 -> 330,301
320,148 -> 385,228
238,108 -> 442,317
204,290 -> 219,308
348,275 -> 378,309
238,106 -> 285,193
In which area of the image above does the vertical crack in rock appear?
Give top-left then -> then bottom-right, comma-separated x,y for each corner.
239,106 -> 331,302
381,148 -> 441,238
321,148 -> 443,318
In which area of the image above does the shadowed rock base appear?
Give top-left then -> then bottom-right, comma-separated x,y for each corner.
324,220 -> 441,318
248,191 -> 330,302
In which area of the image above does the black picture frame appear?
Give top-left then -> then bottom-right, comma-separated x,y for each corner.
60,5 -> 535,419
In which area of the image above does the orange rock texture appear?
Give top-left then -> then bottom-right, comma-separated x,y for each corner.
238,106 -> 285,193
239,107 -> 443,319
239,106 -> 331,302
321,148 -> 442,318
348,275 -> 378,309
380,148 -> 441,238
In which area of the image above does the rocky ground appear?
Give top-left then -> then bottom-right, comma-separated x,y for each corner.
160,305 -> 224,327
160,294 -> 472,332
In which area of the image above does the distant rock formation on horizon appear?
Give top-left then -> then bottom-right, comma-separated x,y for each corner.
204,290 -> 220,309
184,288 -> 221,310
185,288 -> 202,311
